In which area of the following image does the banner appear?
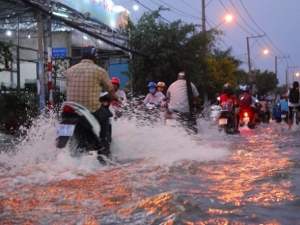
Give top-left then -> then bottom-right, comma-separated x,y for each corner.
54,0 -> 130,30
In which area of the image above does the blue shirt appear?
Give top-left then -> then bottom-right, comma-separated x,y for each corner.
280,99 -> 288,111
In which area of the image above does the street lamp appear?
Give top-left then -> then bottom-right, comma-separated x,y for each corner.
252,49 -> 269,69
214,14 -> 233,29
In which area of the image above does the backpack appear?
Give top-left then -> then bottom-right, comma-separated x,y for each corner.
289,88 -> 299,104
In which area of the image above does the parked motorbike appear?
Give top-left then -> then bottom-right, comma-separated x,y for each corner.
56,92 -> 115,162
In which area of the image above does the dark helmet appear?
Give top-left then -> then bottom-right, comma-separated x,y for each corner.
81,45 -> 98,59
292,81 -> 299,88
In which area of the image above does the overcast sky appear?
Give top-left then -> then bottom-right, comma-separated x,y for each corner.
114,0 -> 300,86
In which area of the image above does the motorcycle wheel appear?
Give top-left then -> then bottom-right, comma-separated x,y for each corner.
56,136 -> 70,148
225,116 -> 235,134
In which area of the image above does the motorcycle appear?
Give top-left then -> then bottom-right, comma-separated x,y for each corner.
56,92 -> 115,162
280,110 -> 288,123
218,101 -> 236,134
210,104 -> 222,125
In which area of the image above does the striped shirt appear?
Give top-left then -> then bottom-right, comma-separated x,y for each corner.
66,59 -> 113,112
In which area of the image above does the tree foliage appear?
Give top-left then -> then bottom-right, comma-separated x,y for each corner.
253,69 -> 279,96
0,41 -> 13,71
127,7 -> 243,98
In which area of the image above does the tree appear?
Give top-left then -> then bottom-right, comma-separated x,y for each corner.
127,7 -> 244,99
253,69 -> 279,96
0,41 -> 13,71
127,7 -> 221,94
203,47 -> 243,99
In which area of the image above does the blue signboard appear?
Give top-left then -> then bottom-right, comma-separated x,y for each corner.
54,0 -> 129,30
52,47 -> 67,58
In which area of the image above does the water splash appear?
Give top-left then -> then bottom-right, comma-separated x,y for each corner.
0,112 -> 231,187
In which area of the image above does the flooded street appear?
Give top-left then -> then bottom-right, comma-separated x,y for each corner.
0,117 -> 300,224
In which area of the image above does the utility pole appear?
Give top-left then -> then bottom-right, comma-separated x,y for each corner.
202,0 -> 206,31
246,34 -> 265,82
37,12 -> 45,113
16,0 -> 20,93
275,55 -> 277,79
47,0 -> 53,110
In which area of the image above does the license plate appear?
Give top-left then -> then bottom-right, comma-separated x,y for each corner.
281,114 -> 286,118
219,118 -> 227,125
57,124 -> 75,136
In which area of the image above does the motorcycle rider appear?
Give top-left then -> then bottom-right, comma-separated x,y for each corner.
279,93 -> 288,122
258,95 -> 269,123
166,72 -> 201,132
217,83 -> 239,133
166,72 -> 201,114
287,81 -> 300,130
238,85 -> 258,125
66,45 -> 118,155
142,82 -> 165,107
111,77 -> 127,106
157,81 -> 166,95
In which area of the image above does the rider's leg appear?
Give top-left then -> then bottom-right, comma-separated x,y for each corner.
92,104 -> 113,155
288,106 -> 292,130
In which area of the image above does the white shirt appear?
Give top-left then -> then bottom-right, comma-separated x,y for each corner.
166,79 -> 199,113
143,91 -> 165,105
116,89 -> 127,105
287,89 -> 300,106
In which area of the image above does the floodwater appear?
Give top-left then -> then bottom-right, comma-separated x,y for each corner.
0,114 -> 300,224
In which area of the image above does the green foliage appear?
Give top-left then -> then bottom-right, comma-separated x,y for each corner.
0,41 -> 13,71
127,7 -> 242,98
253,69 -> 279,96
0,92 -> 38,128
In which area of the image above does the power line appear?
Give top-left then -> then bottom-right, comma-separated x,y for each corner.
238,0 -> 289,60
155,0 -> 201,20
135,0 -> 171,23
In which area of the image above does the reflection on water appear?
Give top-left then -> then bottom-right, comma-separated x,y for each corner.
0,117 -> 300,224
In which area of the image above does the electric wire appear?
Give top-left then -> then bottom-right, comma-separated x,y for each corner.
154,0 -> 202,20
135,0 -> 171,23
239,0 -> 288,59
220,0 -> 293,72
218,0 -> 252,35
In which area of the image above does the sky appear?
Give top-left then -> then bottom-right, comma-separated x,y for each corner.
113,0 -> 300,86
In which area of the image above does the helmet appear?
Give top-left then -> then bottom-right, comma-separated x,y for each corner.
157,81 -> 165,88
223,83 -> 231,90
243,85 -> 250,92
111,77 -> 120,85
148,82 -> 157,87
177,71 -> 186,79
81,45 -> 97,59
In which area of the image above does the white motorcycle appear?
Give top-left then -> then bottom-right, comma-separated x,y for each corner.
56,92 -> 115,161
